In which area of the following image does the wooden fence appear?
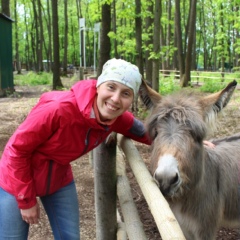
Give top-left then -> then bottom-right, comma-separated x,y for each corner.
159,69 -> 239,84
93,134 -> 186,240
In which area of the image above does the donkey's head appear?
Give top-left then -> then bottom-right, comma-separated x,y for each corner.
140,80 -> 237,200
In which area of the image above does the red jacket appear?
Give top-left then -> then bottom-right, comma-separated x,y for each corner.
0,80 -> 150,209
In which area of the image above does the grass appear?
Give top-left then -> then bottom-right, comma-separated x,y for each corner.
14,71 -> 52,86
159,70 -> 239,94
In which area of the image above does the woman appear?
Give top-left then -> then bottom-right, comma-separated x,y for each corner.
0,58 -> 151,239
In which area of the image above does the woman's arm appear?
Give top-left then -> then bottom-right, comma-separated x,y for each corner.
113,112 -> 151,145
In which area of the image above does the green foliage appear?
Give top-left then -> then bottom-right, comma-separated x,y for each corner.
14,72 -> 52,86
199,80 -> 227,93
159,78 -> 181,95
9,0 -> 240,77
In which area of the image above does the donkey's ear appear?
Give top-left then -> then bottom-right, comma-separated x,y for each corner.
139,80 -> 162,109
200,80 -> 237,115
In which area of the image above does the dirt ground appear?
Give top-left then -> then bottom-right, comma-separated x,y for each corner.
0,79 -> 240,240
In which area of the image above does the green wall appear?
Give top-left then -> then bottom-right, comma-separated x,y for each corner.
0,13 -> 14,94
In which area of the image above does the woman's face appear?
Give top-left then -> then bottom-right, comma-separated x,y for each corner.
96,81 -> 134,121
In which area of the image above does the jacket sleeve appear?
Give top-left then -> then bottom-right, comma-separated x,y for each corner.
112,111 -> 151,145
5,99 -> 62,209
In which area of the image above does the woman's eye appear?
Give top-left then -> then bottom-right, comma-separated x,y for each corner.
107,85 -> 114,90
123,92 -> 130,97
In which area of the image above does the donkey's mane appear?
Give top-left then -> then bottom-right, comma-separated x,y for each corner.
146,91 -> 208,141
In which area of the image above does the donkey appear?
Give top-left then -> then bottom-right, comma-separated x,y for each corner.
139,80 -> 240,240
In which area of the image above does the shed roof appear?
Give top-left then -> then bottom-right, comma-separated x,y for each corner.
0,13 -> 14,22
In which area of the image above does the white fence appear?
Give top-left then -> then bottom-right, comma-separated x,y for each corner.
159,69 -> 240,84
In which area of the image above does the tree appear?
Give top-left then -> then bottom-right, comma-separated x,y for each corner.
175,0 -> 197,87
23,1 -> 31,71
112,0 -> 118,58
1,0 -> 10,16
175,0 -> 185,83
144,1 -> 154,82
135,0 -> 143,75
51,0 -> 63,89
152,0 -> 161,91
182,0 -> 197,87
97,3 -> 111,77
37,0 -> 44,72
31,0 -> 40,71
14,0 -> 21,74
45,0 -> 53,71
62,0 -> 68,76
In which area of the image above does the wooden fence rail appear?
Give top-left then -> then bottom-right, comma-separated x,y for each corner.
159,69 -> 239,83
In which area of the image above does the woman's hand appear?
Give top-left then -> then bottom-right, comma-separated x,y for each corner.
21,202 -> 40,224
203,140 -> 215,149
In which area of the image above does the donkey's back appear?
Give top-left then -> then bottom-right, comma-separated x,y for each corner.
172,137 -> 240,239
209,134 -> 240,226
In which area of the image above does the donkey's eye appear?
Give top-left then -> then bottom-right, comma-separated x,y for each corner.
154,129 -> 158,139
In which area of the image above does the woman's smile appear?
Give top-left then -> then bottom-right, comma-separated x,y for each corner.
105,102 -> 119,111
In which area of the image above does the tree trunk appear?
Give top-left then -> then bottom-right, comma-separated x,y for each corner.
183,0 -> 197,87
175,0 -> 185,79
152,0 -> 161,92
97,3 -> 111,77
135,0 -> 143,75
220,3 -> 225,79
32,0 -> 40,72
144,2 -> 153,82
62,0 -> 68,76
51,0 -> 63,89
37,0 -> 44,72
14,0 -> 21,74
159,0 -> 166,71
1,0 -> 10,16
23,2 -> 30,71
234,6 -> 240,68
112,0 -> 118,58
46,0 -> 52,71
166,0 -> 172,69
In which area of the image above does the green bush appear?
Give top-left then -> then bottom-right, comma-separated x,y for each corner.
14,71 -> 52,86
199,80 -> 227,93
159,78 -> 181,95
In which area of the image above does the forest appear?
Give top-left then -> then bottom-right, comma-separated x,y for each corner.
0,0 -> 240,90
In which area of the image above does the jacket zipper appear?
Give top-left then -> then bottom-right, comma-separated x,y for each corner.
46,160 -> 53,195
82,128 -> 92,155
82,127 -> 109,155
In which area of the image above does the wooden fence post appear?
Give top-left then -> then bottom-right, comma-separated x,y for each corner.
93,136 -> 117,240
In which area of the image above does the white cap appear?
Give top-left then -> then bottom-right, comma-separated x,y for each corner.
96,58 -> 142,96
